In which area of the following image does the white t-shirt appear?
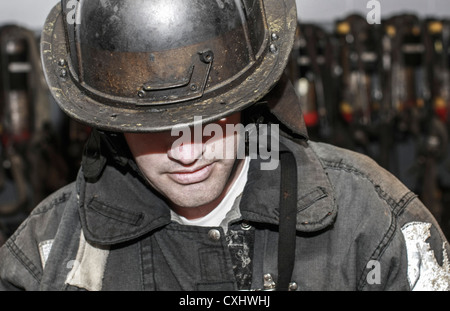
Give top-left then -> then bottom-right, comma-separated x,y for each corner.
173,157 -> 250,227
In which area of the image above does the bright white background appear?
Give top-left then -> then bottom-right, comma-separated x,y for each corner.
0,0 -> 449,30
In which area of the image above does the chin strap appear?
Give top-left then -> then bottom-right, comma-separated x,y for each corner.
276,150 -> 298,291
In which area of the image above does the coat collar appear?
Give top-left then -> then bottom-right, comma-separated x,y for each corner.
77,164 -> 172,245
78,137 -> 337,245
239,136 -> 337,232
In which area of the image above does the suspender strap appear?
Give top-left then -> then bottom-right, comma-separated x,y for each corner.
277,151 -> 298,291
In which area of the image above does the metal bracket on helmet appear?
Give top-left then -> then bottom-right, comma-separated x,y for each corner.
136,50 -> 214,105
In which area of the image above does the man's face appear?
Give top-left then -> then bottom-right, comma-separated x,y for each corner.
124,113 -> 243,217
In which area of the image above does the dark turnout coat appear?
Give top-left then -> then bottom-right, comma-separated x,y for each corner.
0,134 -> 449,291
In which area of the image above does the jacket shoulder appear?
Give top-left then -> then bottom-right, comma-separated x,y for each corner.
8,182 -> 76,248
0,183 -> 76,289
308,141 -> 415,213
30,182 -> 75,218
308,141 -> 450,290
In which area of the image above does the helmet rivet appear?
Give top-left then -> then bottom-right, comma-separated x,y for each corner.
190,83 -> 198,91
137,90 -> 145,98
271,33 -> 279,41
269,44 -> 278,54
199,50 -> 214,64
58,59 -> 67,67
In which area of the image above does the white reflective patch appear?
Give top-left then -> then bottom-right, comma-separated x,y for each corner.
401,222 -> 450,291
38,240 -> 54,269
65,231 -> 109,291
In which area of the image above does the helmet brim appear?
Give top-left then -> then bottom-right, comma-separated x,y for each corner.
41,1 -> 297,132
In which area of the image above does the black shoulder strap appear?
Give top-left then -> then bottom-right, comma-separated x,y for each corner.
277,151 -> 298,291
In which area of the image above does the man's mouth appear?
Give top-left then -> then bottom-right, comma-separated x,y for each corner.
168,163 -> 215,185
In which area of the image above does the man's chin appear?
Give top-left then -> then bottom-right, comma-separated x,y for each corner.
168,195 -> 218,210
164,180 -> 225,206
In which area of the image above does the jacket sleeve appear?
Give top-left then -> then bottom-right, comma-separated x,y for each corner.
0,238 -> 41,291
396,196 -> 450,291
0,184 -> 74,291
359,194 -> 449,291
0,208 -> 51,291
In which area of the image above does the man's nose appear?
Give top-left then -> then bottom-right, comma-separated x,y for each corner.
167,141 -> 205,165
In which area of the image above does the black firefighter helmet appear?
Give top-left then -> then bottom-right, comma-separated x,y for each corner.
41,0 -> 300,133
